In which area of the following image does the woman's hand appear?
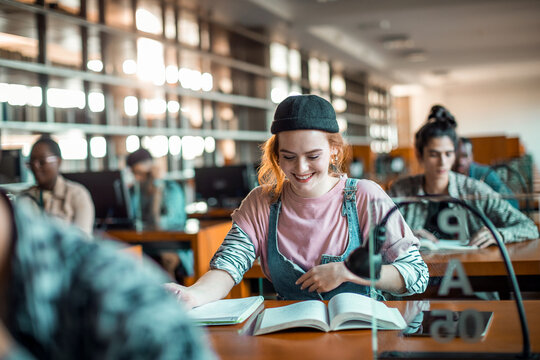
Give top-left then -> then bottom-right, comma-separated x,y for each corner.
413,229 -> 439,243
163,270 -> 235,310
469,226 -> 498,248
163,282 -> 197,310
295,262 -> 356,293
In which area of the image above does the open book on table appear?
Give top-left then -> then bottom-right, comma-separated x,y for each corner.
419,239 -> 478,252
188,295 -> 264,325
253,292 -> 406,335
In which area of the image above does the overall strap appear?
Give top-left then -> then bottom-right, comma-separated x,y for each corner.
341,177 -> 363,251
342,178 -> 359,216
267,197 -> 282,254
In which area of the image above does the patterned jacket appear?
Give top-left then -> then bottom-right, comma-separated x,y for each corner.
5,196 -> 214,360
387,171 -> 538,243
468,162 -> 518,209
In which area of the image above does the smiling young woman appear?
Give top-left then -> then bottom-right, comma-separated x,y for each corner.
164,94 -> 429,308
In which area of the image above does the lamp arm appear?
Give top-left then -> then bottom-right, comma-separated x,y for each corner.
446,197 -> 531,358
373,195 -> 533,359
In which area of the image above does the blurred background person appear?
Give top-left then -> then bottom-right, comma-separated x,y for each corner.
454,137 -> 518,209
0,189 -> 213,360
126,148 -> 186,231
21,135 -> 95,235
388,105 -> 538,248
126,148 -> 191,282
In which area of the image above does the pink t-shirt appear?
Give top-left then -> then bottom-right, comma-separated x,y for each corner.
231,176 -> 418,280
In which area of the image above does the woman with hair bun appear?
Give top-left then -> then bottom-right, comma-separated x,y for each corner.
388,105 -> 538,248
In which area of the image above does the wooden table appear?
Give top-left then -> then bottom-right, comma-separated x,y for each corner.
420,238 -> 540,296
422,238 -> 540,277
104,220 -> 231,284
207,300 -> 540,360
240,239 -> 540,297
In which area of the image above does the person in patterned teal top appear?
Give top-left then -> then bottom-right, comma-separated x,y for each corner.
0,190 -> 214,360
453,137 -> 519,209
126,148 -> 192,282
388,105 -> 538,248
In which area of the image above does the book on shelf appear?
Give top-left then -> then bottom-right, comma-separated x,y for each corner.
253,292 -> 407,336
419,239 -> 478,252
188,295 -> 264,325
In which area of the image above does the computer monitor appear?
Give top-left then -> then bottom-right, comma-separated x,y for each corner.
375,154 -> 405,177
194,164 -> 258,208
0,149 -> 28,184
62,170 -> 134,229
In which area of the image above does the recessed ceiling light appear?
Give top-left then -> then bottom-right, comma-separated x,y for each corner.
403,50 -> 427,62
432,69 -> 449,76
381,35 -> 414,50
357,20 -> 391,30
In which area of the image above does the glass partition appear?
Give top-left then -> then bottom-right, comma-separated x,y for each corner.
362,193 -> 539,359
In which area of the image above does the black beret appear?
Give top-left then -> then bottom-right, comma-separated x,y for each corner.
126,148 -> 152,167
271,95 -> 339,134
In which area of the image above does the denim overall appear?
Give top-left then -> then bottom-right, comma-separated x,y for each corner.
267,178 -> 376,300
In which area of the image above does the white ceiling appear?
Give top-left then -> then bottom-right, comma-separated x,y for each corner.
202,0 -> 540,89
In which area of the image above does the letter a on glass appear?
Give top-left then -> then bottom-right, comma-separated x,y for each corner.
438,259 -> 473,296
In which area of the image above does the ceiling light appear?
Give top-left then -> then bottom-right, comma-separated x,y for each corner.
357,20 -> 391,31
126,135 -> 140,153
404,50 -> 427,62
432,69 -> 450,76
381,35 -> 414,50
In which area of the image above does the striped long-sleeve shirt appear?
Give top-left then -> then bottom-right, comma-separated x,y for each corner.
211,222 -> 429,296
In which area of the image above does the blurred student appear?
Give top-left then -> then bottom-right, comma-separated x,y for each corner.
21,136 -> 95,235
454,137 -> 518,208
0,189 -> 213,360
126,148 -> 190,281
126,148 -> 186,230
388,105 -> 538,248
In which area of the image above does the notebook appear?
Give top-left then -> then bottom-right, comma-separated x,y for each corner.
187,296 -> 264,325
420,239 -> 478,252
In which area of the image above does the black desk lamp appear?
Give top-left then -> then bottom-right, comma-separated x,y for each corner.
346,195 -> 537,359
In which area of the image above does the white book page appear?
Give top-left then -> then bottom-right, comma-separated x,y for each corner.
254,300 -> 329,335
328,293 -> 406,330
420,239 -> 478,251
436,239 -> 478,250
188,296 -> 263,323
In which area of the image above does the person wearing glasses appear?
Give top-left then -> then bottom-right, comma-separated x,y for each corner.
21,135 -> 95,235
